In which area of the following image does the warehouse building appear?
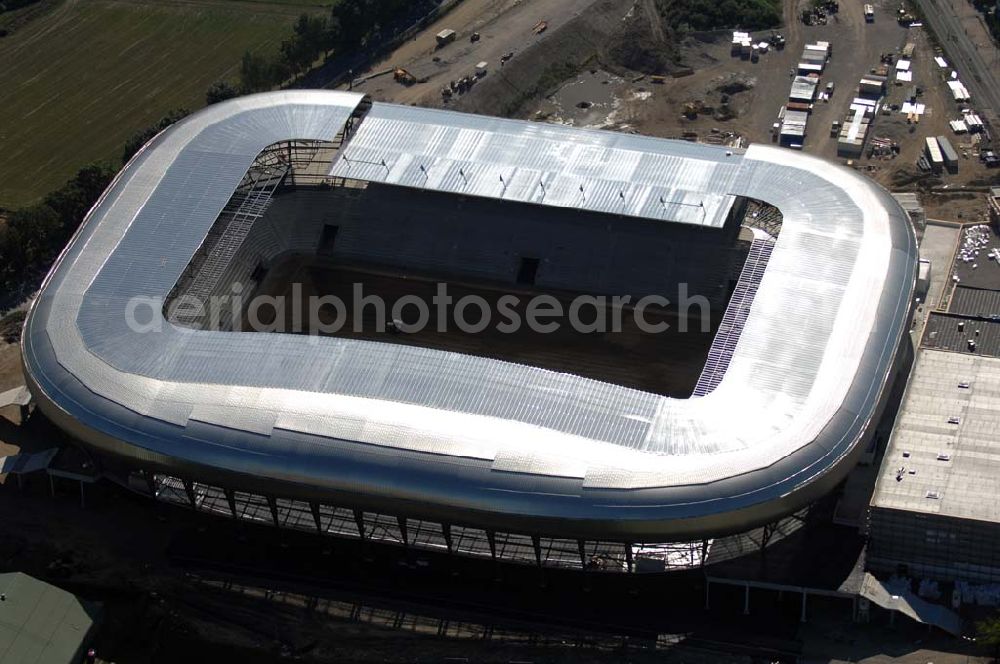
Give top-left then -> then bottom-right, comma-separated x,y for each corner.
870,314 -> 1000,583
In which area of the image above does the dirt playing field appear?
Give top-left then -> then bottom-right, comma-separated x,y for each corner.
249,259 -> 721,397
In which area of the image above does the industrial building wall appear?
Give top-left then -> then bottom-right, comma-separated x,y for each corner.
868,507 -> 1000,583
255,185 -> 744,307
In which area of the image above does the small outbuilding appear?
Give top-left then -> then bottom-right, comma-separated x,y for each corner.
0,572 -> 101,664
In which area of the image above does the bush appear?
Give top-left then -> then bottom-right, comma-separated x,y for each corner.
660,0 -> 781,31
206,80 -> 241,105
121,108 -> 189,163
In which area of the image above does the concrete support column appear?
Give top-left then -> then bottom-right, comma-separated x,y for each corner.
224,489 -> 237,519
744,583 -> 750,615
397,517 -> 408,547
442,523 -> 453,554
486,530 -> 497,561
310,502 -> 322,533
800,589 -> 808,623
353,510 -> 366,540
183,479 -> 196,508
267,496 -> 279,527
144,471 -> 157,496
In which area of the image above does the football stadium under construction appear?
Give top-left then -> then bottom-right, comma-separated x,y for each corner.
20,91 -> 918,574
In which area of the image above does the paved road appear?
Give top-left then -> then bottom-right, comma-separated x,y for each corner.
912,0 -> 1000,125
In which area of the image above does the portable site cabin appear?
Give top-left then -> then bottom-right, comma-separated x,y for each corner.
789,76 -> 819,103
780,109 -> 809,147
837,105 -> 870,158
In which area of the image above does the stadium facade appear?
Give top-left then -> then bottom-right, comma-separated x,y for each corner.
21,91 -> 917,572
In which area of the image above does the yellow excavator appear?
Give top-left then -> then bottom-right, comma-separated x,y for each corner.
393,68 -> 416,86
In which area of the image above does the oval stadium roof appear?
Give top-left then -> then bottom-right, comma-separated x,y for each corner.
21,91 -> 917,540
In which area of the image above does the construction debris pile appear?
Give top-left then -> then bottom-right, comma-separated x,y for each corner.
955,225 -> 996,268
730,31 -> 784,63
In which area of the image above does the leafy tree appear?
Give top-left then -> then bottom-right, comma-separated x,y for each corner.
206,80 -> 241,105
42,163 -> 115,230
655,0 -> 779,31
1,0 -> 45,13
240,50 -> 274,92
324,15 -> 342,58
121,108 -> 189,163
294,13 -> 327,55
978,613 -> 1000,661
0,203 -> 60,284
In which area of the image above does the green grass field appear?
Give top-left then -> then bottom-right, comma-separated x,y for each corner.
0,0 -> 327,208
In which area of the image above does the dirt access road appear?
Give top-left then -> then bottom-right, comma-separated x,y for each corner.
349,0 -> 603,105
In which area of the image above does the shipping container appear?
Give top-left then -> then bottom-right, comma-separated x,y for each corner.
936,136 -> 959,173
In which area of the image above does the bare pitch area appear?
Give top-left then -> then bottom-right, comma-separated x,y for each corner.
250,259 -> 722,397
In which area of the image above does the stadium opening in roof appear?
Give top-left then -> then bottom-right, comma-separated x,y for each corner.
22,91 -> 917,573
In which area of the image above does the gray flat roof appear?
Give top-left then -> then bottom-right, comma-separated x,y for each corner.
923,312 -> 1000,357
0,573 -> 99,664
949,285 -> 1000,319
21,91 -> 917,539
871,349 -> 1000,524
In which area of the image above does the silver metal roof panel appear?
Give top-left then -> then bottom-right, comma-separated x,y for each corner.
329,103 -> 738,228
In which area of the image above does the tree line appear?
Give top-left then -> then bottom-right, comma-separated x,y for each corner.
206,0 -> 441,101
658,0 -> 781,32
0,0 -> 43,13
